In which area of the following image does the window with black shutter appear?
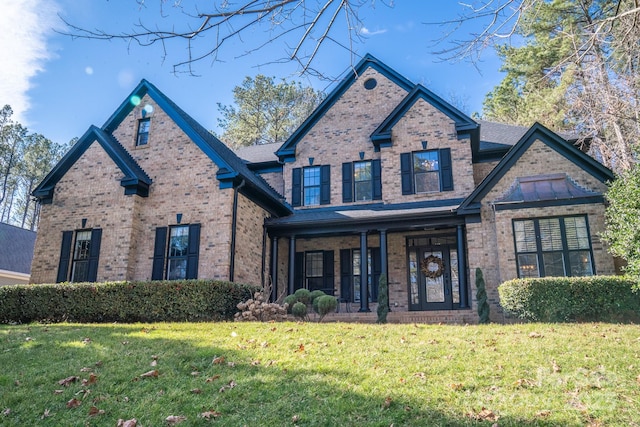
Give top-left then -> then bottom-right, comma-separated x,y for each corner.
342,159 -> 382,203
293,250 -> 335,295
292,166 -> 331,206
151,223 -> 201,280
57,228 -> 102,283
401,149 -> 453,194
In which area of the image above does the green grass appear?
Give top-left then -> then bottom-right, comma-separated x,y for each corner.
1,322 -> 639,426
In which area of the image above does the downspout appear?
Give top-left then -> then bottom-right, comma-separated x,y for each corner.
229,179 -> 246,282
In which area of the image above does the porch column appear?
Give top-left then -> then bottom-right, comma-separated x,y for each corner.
457,225 -> 470,309
359,231 -> 370,312
288,236 -> 296,295
270,236 -> 278,302
379,229 -> 389,310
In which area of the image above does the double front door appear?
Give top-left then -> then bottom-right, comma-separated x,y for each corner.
408,244 -> 460,311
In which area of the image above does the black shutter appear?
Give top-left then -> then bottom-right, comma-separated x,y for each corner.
372,159 -> 382,200
292,168 -> 302,207
294,252 -> 304,291
186,223 -> 201,279
87,228 -> 102,282
323,250 -> 334,295
400,153 -> 414,195
152,227 -> 167,280
320,165 -> 331,205
439,148 -> 454,191
371,248 -> 381,302
342,162 -> 353,203
56,231 -> 73,283
340,249 -> 352,302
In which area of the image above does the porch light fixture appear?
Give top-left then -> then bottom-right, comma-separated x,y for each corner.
176,213 -> 183,224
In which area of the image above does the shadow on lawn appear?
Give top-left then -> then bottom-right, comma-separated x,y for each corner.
0,323 -> 584,427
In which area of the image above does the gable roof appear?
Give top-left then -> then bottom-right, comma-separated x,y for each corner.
458,122 -> 614,214
275,53 -> 414,162
33,126 -> 152,203
0,223 -> 36,275
371,84 -> 478,149
103,79 -> 291,216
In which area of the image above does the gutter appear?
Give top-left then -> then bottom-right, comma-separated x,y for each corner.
229,179 -> 246,282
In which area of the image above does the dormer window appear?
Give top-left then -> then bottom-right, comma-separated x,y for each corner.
136,118 -> 150,146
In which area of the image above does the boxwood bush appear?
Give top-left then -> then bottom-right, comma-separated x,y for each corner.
0,279 -> 258,324
499,276 -> 640,322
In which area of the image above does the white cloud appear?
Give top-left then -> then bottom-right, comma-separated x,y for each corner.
0,0 -> 61,124
360,26 -> 388,36
85,66 -> 94,75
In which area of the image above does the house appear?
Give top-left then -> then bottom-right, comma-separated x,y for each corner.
0,222 -> 37,285
31,54 -> 616,322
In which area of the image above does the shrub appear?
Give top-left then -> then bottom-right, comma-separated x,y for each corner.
376,273 -> 389,324
0,280 -> 257,324
293,288 -> 312,305
476,268 -> 490,324
283,294 -> 298,313
499,276 -> 640,322
291,301 -> 307,319
309,290 -> 326,305
315,295 -> 337,321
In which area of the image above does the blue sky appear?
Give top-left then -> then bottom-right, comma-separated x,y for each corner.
1,1 -> 505,146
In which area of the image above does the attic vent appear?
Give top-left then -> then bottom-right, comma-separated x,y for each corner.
364,78 -> 377,90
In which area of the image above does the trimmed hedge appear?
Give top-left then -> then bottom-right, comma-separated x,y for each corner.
499,276 -> 640,322
0,279 -> 258,323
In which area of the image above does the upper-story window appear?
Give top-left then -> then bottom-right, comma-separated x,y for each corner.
342,159 -> 382,203
513,215 -> 594,278
401,148 -> 453,195
136,118 -> 150,146
291,165 -> 330,207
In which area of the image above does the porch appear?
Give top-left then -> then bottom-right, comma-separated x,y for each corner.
318,309 -> 477,324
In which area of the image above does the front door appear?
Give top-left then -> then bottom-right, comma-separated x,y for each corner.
408,244 -> 460,311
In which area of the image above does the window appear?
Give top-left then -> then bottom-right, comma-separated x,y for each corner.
413,151 -> 440,193
167,226 -> 189,280
514,215 -> 594,278
293,251 -> 334,294
342,159 -> 381,203
71,231 -> 92,282
152,224 -> 201,280
401,149 -> 453,195
291,165 -> 330,207
305,251 -> 324,291
303,167 -> 321,206
57,229 -> 102,283
136,118 -> 150,146
339,248 -> 381,302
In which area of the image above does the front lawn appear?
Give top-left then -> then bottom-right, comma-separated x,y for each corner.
1,322 -> 638,426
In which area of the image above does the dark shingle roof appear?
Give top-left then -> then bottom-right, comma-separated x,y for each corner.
0,223 -> 36,274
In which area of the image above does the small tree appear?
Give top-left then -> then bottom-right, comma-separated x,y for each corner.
476,268 -> 490,324
315,296 -> 337,322
376,273 -> 389,324
604,166 -> 640,282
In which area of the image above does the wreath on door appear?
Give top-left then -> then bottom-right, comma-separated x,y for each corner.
421,255 -> 444,279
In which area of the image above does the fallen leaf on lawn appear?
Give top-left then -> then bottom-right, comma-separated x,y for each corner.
191,371 -> 200,376
528,332 -> 543,338
14,380 -> 20,386
400,336 -> 406,343
636,374 -> 640,384
292,414 -> 300,422
2,408 -> 10,416
251,360 -> 260,366
414,372 -> 426,380
121,341 -> 129,345
166,415 -> 187,424
212,356 -> 225,364
266,360 -> 276,367
80,367 -> 92,372
82,337 -> 91,344
41,409 -> 52,419
25,337 -> 32,341
75,389 -> 91,398
552,360 -> 561,373
228,380 -> 237,389
404,406 -> 412,411
399,378 -> 406,384
383,396 -> 392,409
536,410 -> 551,418
230,331 -> 238,337
88,406 -> 105,416
117,418 -> 137,427
261,341 -> 269,348
227,362 -> 236,367
296,344 -> 305,352
66,398 -> 81,408
450,383 -> 464,391
514,378 -> 536,388
219,380 -> 237,393
140,370 -> 159,378
53,389 -> 64,394
190,388 -> 202,394
58,376 -> 79,387
84,374 -> 98,385
95,360 -> 103,367
205,375 -> 221,382
200,410 -> 221,419
476,407 -> 499,422
152,355 -> 159,360
151,360 -> 157,367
